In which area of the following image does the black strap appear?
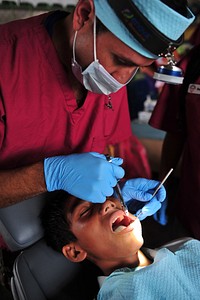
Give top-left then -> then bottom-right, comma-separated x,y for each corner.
108,0 -> 183,56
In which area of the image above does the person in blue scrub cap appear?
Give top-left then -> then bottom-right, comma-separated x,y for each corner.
0,1 -> 194,223
44,0 -> 194,219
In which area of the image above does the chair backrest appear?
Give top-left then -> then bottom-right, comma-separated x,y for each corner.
11,239 -> 100,300
0,192 -> 58,251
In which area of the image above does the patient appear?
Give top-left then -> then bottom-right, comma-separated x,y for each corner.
42,191 -> 200,299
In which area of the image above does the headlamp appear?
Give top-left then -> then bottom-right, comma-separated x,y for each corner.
153,45 -> 184,85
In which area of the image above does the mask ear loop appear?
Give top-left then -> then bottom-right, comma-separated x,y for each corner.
73,16 -> 97,63
93,15 -> 98,62
72,31 -> 78,63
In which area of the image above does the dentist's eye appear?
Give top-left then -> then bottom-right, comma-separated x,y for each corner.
114,55 -> 137,67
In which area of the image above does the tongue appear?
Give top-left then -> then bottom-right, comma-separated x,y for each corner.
114,225 -> 127,233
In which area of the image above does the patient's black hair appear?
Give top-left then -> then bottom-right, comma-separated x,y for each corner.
41,190 -> 77,253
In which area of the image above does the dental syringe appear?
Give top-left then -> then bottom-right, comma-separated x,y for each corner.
105,154 -> 128,215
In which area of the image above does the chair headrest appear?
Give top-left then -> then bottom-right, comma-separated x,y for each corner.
0,192 -> 59,251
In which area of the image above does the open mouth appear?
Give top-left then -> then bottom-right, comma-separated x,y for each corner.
112,214 -> 134,233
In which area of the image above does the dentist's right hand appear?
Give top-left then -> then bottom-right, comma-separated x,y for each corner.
44,152 -> 124,202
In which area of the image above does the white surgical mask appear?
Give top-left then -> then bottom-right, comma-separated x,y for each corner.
71,16 -> 138,95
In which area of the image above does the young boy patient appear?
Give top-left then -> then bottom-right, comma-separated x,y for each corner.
42,191 -> 200,299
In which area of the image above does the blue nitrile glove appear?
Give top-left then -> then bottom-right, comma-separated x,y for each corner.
121,178 -> 166,221
44,152 -> 124,203
153,197 -> 168,225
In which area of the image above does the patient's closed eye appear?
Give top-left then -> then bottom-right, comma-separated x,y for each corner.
80,206 -> 92,217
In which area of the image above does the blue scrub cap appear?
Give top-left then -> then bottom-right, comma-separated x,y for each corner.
93,0 -> 195,59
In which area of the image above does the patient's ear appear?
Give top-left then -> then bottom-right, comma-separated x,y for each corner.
62,242 -> 87,262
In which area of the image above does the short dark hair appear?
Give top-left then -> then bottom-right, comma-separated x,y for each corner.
41,190 -> 77,252
96,17 -> 108,34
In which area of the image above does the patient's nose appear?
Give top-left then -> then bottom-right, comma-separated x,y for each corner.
100,200 -> 116,215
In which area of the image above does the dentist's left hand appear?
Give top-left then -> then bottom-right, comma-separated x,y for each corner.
121,178 -> 166,221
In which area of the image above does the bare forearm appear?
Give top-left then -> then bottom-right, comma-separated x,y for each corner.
0,161 -> 47,208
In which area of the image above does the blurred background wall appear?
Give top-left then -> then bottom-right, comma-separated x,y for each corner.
0,0 -> 78,24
